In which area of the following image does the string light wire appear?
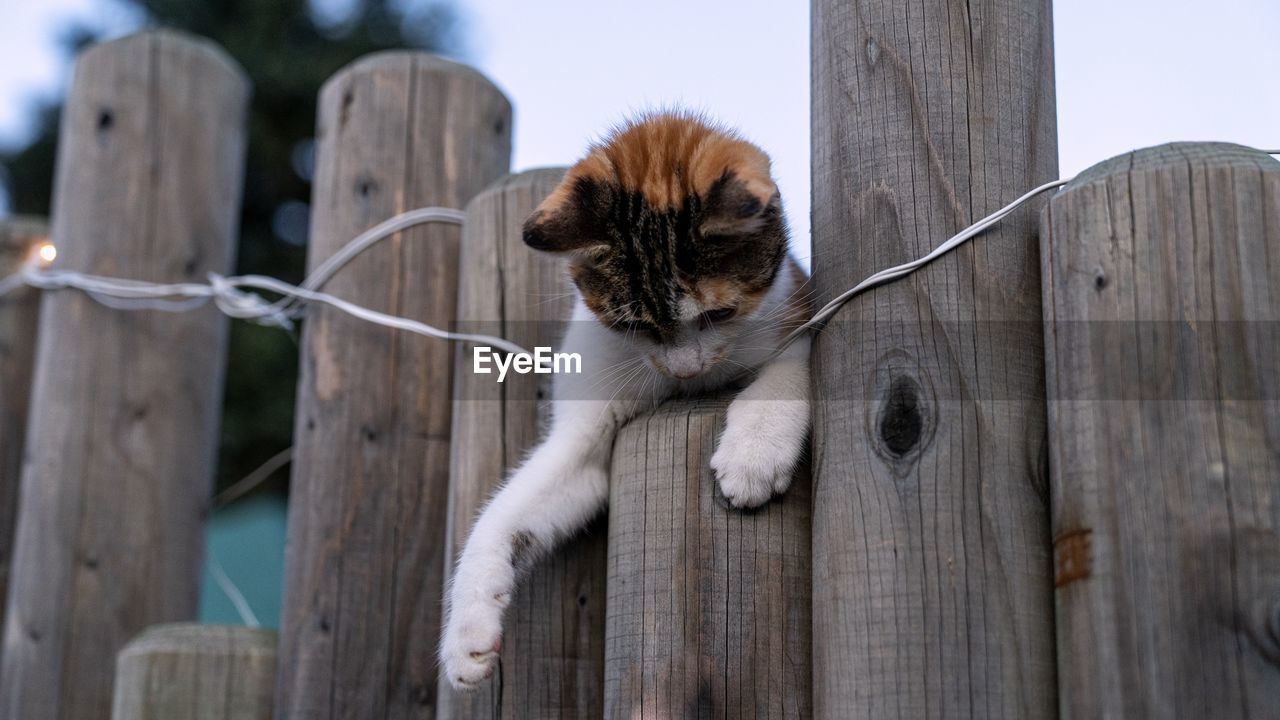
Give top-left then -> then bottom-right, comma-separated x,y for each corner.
774,177 -> 1070,353
775,147 -> 1280,354
213,446 -> 293,510
4,150 -> 1280,362
208,551 -> 261,628
1,208 -> 528,356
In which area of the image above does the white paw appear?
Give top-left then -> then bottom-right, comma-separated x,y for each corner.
440,599 -> 504,690
440,571 -> 511,690
710,400 -> 805,509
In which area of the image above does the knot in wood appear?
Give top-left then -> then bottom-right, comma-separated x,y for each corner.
868,358 -> 935,471
354,175 -> 378,199
879,376 -> 922,456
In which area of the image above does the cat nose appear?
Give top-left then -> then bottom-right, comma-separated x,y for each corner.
661,347 -> 704,379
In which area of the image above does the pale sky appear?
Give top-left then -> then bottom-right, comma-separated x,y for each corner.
2,0 -> 1279,264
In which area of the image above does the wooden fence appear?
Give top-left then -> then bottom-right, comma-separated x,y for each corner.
1,30 -> 247,719
811,0 -> 1058,716
0,217 -> 46,635
0,8 -> 1277,720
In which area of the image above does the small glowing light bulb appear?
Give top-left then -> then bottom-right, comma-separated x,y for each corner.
37,243 -> 57,264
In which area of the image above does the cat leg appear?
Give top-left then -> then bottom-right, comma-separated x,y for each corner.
439,401 -> 621,690
711,336 -> 811,508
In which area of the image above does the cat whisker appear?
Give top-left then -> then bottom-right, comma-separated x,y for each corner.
734,324 -> 809,345
747,294 -> 807,322
531,294 -> 577,307
749,278 -> 816,324
740,326 -> 809,342
588,357 -> 647,392
593,364 -> 645,393
595,362 -> 650,421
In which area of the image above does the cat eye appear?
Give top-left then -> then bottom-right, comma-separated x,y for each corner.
700,307 -> 737,327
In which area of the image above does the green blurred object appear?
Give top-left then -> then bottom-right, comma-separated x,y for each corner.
199,494 -> 289,628
0,0 -> 461,497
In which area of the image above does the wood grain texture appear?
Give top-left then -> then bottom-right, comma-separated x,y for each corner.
111,624 -> 277,720
276,52 -> 510,720
811,1 -> 1058,717
0,217 -> 47,647
1042,142 -> 1280,719
0,31 -> 247,720
605,396 -> 812,719
436,168 -> 608,720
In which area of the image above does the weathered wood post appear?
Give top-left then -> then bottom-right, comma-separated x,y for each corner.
1042,143 -> 1280,718
605,397 -> 812,718
111,624 -> 277,720
276,53 -> 510,717
0,31 -> 248,720
437,168 -> 608,719
0,217 -> 47,643
811,0 -> 1059,717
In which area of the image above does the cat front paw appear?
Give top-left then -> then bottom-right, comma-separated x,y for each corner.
440,566 -> 512,691
440,599 -> 504,691
710,400 -> 806,509
711,448 -> 781,508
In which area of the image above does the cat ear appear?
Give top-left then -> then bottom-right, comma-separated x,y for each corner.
523,177 -> 609,253
699,171 -> 778,237
522,208 -> 594,253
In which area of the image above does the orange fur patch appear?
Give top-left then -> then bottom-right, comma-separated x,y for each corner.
534,113 -> 776,216
690,277 -> 769,318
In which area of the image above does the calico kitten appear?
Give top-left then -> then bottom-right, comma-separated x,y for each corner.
441,112 -> 811,690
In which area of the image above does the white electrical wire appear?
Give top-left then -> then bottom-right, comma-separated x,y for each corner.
4,149 -> 1279,359
775,177 -> 1070,353
270,206 -> 467,319
775,147 -> 1280,354
208,551 -> 261,628
1,208 -> 529,356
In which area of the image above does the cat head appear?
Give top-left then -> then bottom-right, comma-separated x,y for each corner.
522,112 -> 790,380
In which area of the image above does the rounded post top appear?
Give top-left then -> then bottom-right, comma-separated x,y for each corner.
628,394 -> 734,426
75,28 -> 250,90
467,166 -> 569,211
1066,142 -> 1280,191
320,50 -> 510,106
117,623 -> 277,659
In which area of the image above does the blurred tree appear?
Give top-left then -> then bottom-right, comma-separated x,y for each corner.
0,0 -> 461,496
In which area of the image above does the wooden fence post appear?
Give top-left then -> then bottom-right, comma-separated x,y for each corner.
605,396 -> 812,718
275,53 -> 511,718
437,167 -> 607,719
811,1 -> 1058,717
0,31 -> 248,720
111,624 -> 277,720
1041,142 -> 1280,718
0,217 -> 47,646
